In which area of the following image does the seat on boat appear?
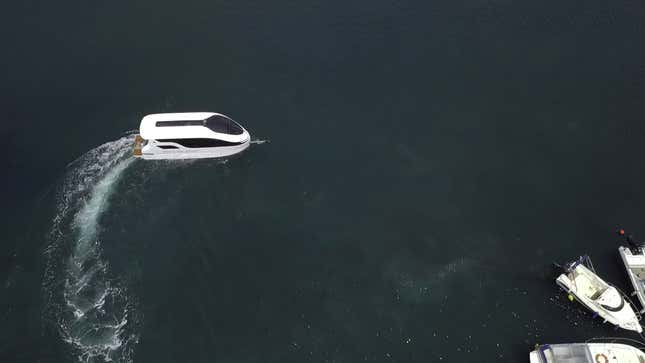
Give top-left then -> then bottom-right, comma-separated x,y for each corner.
573,274 -> 602,299
590,290 -> 604,300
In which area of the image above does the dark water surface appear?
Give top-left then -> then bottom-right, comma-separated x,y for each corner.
3,0 -> 645,362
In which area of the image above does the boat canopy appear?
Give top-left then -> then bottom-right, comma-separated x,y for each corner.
139,113 -> 247,142
540,344 -> 591,363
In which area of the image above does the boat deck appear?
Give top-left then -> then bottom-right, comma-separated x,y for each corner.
571,268 -> 603,299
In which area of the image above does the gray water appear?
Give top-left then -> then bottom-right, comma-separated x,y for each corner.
2,0 -> 645,362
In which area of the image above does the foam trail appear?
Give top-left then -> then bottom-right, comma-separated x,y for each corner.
251,139 -> 269,145
43,135 -> 140,363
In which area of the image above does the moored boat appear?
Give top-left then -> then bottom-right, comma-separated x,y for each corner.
618,231 -> 645,313
530,343 -> 645,363
556,255 -> 642,333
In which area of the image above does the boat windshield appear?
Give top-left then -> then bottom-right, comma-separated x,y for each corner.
204,115 -> 244,135
541,344 -> 592,363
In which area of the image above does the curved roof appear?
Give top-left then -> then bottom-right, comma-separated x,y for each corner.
139,112 -> 249,142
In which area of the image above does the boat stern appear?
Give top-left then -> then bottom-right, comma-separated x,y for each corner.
555,273 -> 574,293
530,345 -> 553,363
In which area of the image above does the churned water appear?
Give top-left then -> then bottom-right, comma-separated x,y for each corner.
43,136 -> 139,362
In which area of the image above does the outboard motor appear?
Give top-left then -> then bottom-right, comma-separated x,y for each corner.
620,229 -> 645,253
627,235 -> 645,252
560,255 -> 590,273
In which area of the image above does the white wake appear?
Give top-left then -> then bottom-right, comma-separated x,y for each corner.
43,135 -> 140,363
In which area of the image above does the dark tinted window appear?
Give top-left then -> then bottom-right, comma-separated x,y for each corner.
157,138 -> 243,148
204,115 -> 244,135
156,120 -> 203,127
158,145 -> 179,149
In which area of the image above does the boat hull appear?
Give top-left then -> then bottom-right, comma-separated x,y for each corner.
529,351 -> 541,363
139,140 -> 250,160
530,343 -> 645,363
619,246 -> 645,312
556,263 -> 642,333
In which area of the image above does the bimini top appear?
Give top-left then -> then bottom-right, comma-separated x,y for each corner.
139,112 -> 249,143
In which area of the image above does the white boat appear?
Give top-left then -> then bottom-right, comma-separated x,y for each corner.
133,112 -> 251,160
619,245 -> 645,312
618,232 -> 645,313
530,343 -> 645,363
556,256 -> 642,333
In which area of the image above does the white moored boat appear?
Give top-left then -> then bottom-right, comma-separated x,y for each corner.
619,241 -> 645,313
556,255 -> 642,333
530,343 -> 645,363
133,112 -> 251,160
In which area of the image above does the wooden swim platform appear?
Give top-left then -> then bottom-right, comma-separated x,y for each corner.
133,135 -> 144,156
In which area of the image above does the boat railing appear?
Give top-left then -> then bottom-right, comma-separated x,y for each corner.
565,254 -> 596,273
626,290 -> 642,322
581,254 -> 596,273
611,283 -> 643,322
573,255 -> 643,322
586,336 -> 645,349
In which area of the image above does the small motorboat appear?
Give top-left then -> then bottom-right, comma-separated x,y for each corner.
530,343 -> 645,363
133,112 -> 251,160
619,232 -> 645,312
556,255 -> 642,333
